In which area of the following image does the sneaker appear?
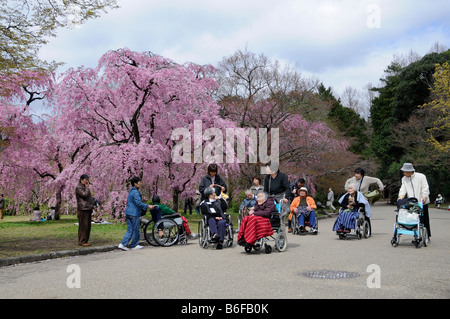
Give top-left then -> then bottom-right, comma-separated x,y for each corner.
212,234 -> 219,242
311,227 -> 318,233
131,245 -> 143,250
188,233 -> 198,239
118,243 -> 129,251
216,243 -> 223,250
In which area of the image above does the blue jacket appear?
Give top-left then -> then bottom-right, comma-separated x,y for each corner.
125,187 -> 149,217
239,196 -> 256,211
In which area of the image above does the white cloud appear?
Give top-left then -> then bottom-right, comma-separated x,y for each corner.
38,0 -> 450,97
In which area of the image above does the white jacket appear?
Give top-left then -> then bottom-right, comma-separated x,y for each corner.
398,172 -> 430,204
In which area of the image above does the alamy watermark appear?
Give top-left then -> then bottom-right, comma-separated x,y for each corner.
66,264 -> 81,288
367,264 -> 381,288
171,120 -> 279,174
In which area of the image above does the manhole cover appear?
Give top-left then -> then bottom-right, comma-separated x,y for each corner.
299,270 -> 360,279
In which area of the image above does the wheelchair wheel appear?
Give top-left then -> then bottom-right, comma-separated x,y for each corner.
198,218 -> 209,249
244,246 -> 252,253
153,218 -> 179,247
422,226 -> 428,247
391,227 -> 399,247
363,220 -> 370,238
143,219 -> 158,246
225,224 -> 233,247
291,214 -> 298,235
264,244 -> 272,254
275,232 -> 287,252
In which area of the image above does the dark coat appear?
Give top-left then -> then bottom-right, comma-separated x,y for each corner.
200,199 -> 226,220
198,174 -> 227,199
253,197 -> 277,218
75,183 -> 95,212
264,172 -> 291,198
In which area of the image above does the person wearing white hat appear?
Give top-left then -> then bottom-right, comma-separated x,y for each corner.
290,187 -> 318,233
398,163 -> 431,240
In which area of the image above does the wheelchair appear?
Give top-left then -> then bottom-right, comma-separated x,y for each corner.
243,202 -> 288,254
141,214 -> 188,247
198,214 -> 234,249
291,208 -> 319,235
335,206 -> 371,240
391,198 -> 428,248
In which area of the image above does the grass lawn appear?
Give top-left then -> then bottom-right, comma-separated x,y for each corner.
0,210 -> 329,259
0,215 -> 127,258
0,212 -> 238,259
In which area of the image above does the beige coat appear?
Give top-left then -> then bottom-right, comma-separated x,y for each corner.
345,176 -> 384,193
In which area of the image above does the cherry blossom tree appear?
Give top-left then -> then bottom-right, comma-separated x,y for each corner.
0,70 -> 59,214
51,48 -> 237,213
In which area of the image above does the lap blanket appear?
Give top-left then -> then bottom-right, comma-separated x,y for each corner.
238,215 -> 273,245
333,209 -> 359,231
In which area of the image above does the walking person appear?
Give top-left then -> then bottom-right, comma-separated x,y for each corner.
263,165 -> 291,224
345,168 -> 384,194
75,174 -> 95,246
0,194 -> 5,219
327,188 -> 336,213
184,196 -> 193,215
397,163 -> 431,242
118,176 -> 153,251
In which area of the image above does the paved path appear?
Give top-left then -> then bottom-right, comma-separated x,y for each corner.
0,203 -> 449,299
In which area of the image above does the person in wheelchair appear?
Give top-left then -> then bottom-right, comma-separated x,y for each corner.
239,190 -> 257,211
333,185 -> 371,234
150,195 -> 193,238
200,187 -> 227,249
238,190 -> 257,226
289,187 -> 317,233
237,192 -> 276,247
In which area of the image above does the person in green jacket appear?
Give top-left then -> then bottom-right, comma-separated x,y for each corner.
151,195 -> 192,237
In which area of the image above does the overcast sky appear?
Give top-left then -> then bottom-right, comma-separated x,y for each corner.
39,0 -> 450,99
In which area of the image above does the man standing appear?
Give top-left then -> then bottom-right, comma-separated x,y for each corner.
75,174 -> 95,246
0,194 -> 5,219
398,163 -> 431,241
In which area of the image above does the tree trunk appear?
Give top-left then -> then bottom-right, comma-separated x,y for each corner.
172,187 -> 180,212
54,185 -> 64,220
